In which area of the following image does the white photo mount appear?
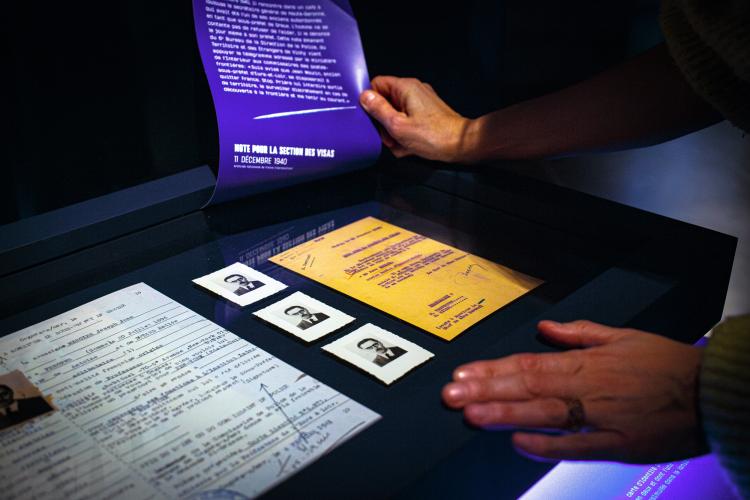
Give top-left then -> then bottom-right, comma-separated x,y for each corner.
193,262 -> 287,307
322,324 -> 434,385
253,291 -> 355,342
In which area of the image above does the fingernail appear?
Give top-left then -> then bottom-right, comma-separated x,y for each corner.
542,320 -> 570,332
445,384 -> 466,403
454,369 -> 471,380
361,90 -> 376,106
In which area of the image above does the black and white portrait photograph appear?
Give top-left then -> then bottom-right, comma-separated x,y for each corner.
353,337 -> 406,367
0,370 -> 55,431
193,262 -> 286,307
254,292 -> 354,342
223,273 -> 266,296
322,324 -> 434,385
282,304 -> 329,330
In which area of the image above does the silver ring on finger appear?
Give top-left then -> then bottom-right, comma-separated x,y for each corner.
563,398 -> 586,432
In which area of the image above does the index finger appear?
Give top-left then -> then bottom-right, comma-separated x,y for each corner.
453,351 -> 584,382
370,75 -> 405,100
370,76 -> 425,110
443,372 -> 582,408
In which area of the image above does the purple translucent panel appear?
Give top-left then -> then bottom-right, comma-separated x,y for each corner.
193,0 -> 381,205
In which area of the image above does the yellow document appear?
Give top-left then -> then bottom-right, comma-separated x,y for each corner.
270,217 -> 543,340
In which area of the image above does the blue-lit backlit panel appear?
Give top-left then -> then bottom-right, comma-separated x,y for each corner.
520,454 -> 738,499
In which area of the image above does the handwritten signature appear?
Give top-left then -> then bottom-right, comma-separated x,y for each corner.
454,263 -> 488,283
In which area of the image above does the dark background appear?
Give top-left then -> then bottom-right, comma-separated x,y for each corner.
2,0 -> 662,225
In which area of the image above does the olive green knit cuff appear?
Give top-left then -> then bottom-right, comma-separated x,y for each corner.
700,314 -> 750,497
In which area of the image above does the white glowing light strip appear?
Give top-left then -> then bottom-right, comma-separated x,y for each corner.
253,106 -> 357,120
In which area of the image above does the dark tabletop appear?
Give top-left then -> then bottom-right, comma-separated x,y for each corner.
0,158 -> 736,499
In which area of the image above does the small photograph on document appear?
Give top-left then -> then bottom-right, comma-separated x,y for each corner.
253,291 -> 355,342
322,324 -> 434,385
0,370 -> 55,431
193,262 -> 287,307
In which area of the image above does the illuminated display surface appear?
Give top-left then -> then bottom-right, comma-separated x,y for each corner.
520,454 -> 738,499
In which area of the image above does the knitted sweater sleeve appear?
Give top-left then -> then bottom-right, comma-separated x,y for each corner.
660,0 -> 750,133
699,314 -> 750,498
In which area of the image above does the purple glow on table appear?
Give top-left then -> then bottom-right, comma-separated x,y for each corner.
520,452 -> 737,498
